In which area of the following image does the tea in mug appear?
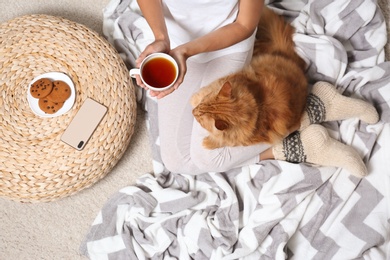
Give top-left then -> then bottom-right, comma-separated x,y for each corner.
142,57 -> 177,88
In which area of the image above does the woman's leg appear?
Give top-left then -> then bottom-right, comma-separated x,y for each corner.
157,58 -> 207,174
158,51 -> 270,175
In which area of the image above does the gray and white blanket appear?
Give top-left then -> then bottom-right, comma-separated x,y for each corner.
81,0 -> 390,259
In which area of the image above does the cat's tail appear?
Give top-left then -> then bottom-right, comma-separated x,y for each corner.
254,7 -> 306,71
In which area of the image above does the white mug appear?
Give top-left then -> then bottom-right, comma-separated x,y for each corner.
130,53 -> 179,92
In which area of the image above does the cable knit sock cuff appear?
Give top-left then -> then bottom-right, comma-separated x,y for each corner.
272,131 -> 306,163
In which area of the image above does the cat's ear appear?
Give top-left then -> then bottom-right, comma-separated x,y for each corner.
218,81 -> 232,98
215,119 -> 229,131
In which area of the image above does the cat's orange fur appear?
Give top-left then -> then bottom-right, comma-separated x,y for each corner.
191,7 -> 308,149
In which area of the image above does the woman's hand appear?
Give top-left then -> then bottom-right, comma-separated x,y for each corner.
147,44 -> 189,99
136,40 -> 170,68
135,39 -> 170,90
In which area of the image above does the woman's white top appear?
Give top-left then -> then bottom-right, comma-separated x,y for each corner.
162,0 -> 256,63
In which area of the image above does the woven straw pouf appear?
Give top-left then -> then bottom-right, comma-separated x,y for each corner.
0,15 -> 137,202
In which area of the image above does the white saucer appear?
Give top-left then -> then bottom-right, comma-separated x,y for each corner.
27,72 -> 76,118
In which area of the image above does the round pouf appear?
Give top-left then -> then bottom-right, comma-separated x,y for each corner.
0,15 -> 137,202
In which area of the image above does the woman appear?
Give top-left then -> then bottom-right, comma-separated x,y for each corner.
134,0 -> 372,177
135,0 -> 269,175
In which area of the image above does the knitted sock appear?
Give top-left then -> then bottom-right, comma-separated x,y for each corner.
300,81 -> 379,129
272,124 -> 367,177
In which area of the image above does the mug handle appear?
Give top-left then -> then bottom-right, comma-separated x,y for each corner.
129,68 -> 140,78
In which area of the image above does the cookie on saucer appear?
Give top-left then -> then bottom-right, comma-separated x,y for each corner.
38,97 -> 64,114
30,78 -> 53,98
47,80 -> 71,103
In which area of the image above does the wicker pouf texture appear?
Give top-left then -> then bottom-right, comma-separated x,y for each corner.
0,15 -> 136,202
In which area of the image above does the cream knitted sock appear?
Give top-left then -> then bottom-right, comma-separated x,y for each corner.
300,81 -> 379,130
272,124 -> 367,177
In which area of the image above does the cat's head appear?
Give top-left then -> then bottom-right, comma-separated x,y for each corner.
192,81 -> 256,135
192,81 -> 232,133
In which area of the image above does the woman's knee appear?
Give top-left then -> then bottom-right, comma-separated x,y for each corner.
160,144 -> 183,173
160,143 -> 204,175
190,147 -> 230,173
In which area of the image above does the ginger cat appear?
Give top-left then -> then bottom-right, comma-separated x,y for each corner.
191,7 -> 308,149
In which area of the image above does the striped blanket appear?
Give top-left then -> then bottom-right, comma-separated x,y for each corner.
81,0 -> 390,259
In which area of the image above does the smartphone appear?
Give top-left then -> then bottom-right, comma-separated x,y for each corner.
61,98 -> 107,150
